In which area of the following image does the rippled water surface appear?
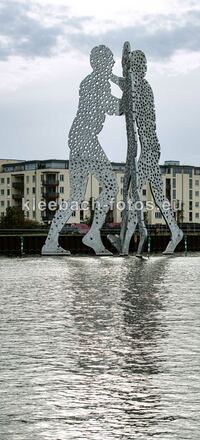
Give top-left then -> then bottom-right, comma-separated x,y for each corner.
0,254 -> 200,440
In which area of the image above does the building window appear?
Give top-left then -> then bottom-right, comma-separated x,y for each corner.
189,179 -> 193,189
1,178 -> 4,184
120,176 -> 123,183
7,200 -> 10,207
189,201 -> 192,211
195,213 -> 199,219
189,190 -> 193,200
71,211 -> 76,217
32,187 -> 35,194
155,211 -> 162,219
142,189 -> 146,196
195,191 -> 199,197
4,165 -> 13,172
27,188 -> 29,195
7,177 -> 10,184
33,211 -> 36,219
189,212 -> 193,222
173,178 -> 176,188
1,201 -> 4,207
1,189 -> 4,195
60,187 -> 64,193
60,174 -> 64,181
32,175 -> 36,183
166,178 -> 171,200
173,189 -> 176,199
26,176 -> 29,183
195,180 -> 199,186
7,189 -> 10,196
195,202 -> 199,208
25,163 -> 36,171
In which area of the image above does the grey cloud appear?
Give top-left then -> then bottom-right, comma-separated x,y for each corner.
0,0 -> 91,60
68,11 -> 200,61
0,0 -> 200,62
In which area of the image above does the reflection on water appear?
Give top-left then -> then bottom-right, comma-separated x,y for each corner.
0,255 -> 199,439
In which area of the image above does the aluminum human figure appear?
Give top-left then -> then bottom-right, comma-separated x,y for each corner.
108,42 -> 147,256
110,43 -> 183,255
42,45 -> 123,256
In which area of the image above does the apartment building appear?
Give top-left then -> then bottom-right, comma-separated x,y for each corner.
0,159 -> 122,224
0,159 -> 200,225
155,161 -> 200,224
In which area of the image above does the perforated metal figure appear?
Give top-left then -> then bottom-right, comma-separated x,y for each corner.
108,42 -> 147,256
42,45 -> 123,256
110,44 -> 183,255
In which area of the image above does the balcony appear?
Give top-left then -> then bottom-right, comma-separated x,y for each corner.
12,181 -> 24,190
42,192 -> 59,200
43,180 -> 59,187
12,194 -> 23,201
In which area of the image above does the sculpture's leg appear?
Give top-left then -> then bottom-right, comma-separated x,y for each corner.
109,207 -> 146,256
41,205 -> 74,255
107,205 -> 129,254
150,173 -> 183,254
120,163 -> 147,256
119,168 -> 147,257
107,163 -> 131,253
121,207 -> 138,255
130,160 -> 147,256
136,208 -> 148,256
108,167 -> 147,256
82,155 -> 118,255
42,165 -> 88,255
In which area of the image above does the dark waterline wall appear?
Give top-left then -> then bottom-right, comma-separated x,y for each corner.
0,233 -> 199,255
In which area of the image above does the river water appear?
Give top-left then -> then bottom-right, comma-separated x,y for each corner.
0,254 -> 199,440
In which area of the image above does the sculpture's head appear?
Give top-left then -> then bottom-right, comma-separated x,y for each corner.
90,45 -> 114,75
130,50 -> 147,78
122,41 -> 131,76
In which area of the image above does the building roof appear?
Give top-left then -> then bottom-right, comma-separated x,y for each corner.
1,158 -> 200,173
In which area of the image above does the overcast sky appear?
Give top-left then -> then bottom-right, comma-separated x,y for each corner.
0,0 -> 199,165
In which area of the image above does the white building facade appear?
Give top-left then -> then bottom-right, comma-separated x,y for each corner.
0,159 -> 200,225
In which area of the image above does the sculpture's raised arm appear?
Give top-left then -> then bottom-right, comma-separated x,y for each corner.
110,73 -> 125,91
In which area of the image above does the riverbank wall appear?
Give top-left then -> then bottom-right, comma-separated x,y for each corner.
0,230 -> 199,255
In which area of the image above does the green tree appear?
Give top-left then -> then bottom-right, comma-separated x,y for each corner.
0,207 -> 40,229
